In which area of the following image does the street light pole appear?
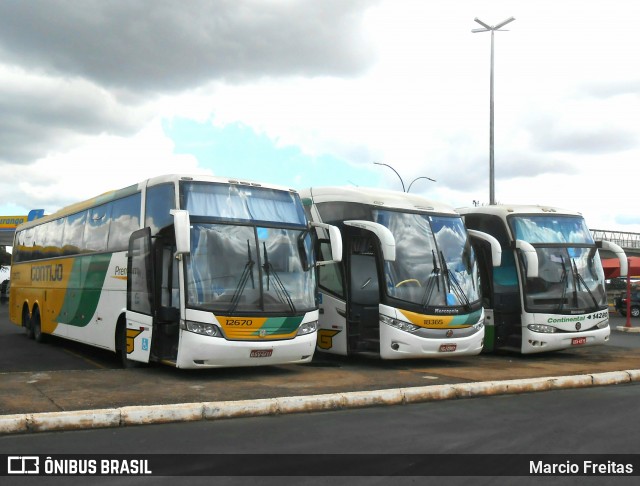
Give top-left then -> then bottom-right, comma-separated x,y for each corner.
373,162 -> 436,192
407,176 -> 437,193
373,162 -> 406,192
472,16 -> 515,205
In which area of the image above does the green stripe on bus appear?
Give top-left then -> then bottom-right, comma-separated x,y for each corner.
55,254 -> 112,327
252,316 -> 304,336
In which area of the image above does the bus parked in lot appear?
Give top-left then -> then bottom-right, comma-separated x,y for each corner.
300,187 -> 501,359
459,204 -> 627,354
9,174 -> 341,368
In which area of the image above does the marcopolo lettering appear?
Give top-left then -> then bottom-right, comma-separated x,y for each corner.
31,264 -> 64,282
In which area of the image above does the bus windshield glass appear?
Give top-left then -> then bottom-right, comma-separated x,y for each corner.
374,210 -> 480,309
181,182 -> 306,226
509,215 -> 594,244
508,215 -> 606,313
181,183 -> 314,314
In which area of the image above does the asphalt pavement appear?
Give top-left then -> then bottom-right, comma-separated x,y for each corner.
1,298 -> 640,435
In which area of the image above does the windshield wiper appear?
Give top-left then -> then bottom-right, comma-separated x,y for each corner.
263,242 -> 296,314
557,256 -> 569,312
226,240 -> 255,314
439,250 -> 472,311
571,258 -> 600,310
420,250 -> 441,308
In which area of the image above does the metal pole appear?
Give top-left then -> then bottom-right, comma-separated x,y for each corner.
373,162 -> 406,192
489,30 -> 495,205
407,176 -> 437,193
472,17 -> 514,206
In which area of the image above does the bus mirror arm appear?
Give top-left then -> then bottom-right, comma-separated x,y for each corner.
514,240 -> 539,278
171,210 -> 191,255
467,230 -> 502,267
310,222 -> 343,263
598,240 -> 628,278
343,220 -> 396,262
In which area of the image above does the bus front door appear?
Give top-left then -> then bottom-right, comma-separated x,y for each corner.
125,228 -> 155,364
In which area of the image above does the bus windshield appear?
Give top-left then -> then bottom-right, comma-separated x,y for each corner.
185,224 -> 315,314
375,210 -> 480,309
181,183 -> 315,314
181,181 -> 306,225
509,215 -> 594,244
509,215 -> 606,313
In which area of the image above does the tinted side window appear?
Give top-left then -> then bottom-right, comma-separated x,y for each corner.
146,184 -> 175,234
108,193 -> 142,250
63,211 -> 88,255
318,241 -> 345,298
83,204 -> 112,252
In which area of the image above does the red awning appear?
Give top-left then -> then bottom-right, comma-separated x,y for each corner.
602,256 -> 640,279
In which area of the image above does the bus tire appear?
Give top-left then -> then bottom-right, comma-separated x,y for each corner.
32,307 -> 46,343
23,306 -> 34,340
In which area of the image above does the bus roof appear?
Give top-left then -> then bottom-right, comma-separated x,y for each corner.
457,204 -> 584,219
15,174 -> 301,232
300,186 -> 458,215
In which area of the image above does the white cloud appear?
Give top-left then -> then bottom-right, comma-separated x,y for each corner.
4,120 -> 209,213
1,0 -> 640,236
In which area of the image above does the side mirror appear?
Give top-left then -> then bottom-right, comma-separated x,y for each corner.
344,220 -> 396,262
598,240 -> 628,278
310,222 -> 343,264
171,209 -> 191,255
515,239 -> 539,278
467,229 -> 502,267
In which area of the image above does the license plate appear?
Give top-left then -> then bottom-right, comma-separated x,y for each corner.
439,344 -> 457,352
571,337 -> 587,346
250,349 -> 273,358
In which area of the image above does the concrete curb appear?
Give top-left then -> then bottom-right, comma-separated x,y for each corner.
617,325 -> 640,333
2,369 -> 639,436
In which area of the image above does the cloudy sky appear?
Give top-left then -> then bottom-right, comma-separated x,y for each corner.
1,0 -> 639,235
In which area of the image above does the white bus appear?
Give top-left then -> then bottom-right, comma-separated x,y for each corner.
300,187 -> 501,359
10,174 -> 341,368
459,204 -> 627,354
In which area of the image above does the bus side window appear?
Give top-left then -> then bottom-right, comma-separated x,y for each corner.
146,183 -> 175,234
63,211 -> 87,255
160,246 -> 180,310
318,240 -> 345,298
83,203 -> 112,252
107,193 -> 142,251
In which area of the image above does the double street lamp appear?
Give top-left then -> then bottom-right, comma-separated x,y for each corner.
373,162 -> 436,193
472,16 -> 515,205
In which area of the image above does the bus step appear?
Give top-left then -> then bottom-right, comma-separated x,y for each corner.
358,338 -> 380,353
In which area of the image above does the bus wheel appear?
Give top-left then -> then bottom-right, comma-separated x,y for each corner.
23,307 -> 34,340
32,308 -> 46,343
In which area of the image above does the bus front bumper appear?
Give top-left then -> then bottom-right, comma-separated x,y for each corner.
175,330 -> 317,368
379,323 -> 484,359
521,325 -> 610,354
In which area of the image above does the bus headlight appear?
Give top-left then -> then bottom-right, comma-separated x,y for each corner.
297,320 -> 318,336
527,324 -> 557,334
183,321 -> 222,337
596,320 -> 609,329
380,315 -> 420,333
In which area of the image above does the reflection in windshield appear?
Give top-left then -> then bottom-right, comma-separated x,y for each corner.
524,246 -> 606,313
375,210 -> 480,309
508,215 -> 606,313
186,224 -> 315,314
510,215 -> 593,244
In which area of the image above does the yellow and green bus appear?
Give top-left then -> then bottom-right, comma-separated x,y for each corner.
9,174 -> 341,368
